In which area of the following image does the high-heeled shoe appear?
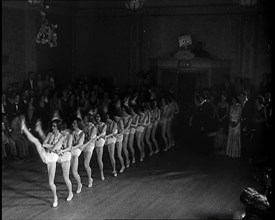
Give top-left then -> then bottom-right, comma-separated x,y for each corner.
112,171 -> 117,177
66,193 -> 73,201
119,166 -> 125,173
52,199 -> 58,208
76,184 -> 82,194
88,178 -> 93,188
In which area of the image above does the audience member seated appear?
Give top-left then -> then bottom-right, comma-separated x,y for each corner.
22,72 -> 37,92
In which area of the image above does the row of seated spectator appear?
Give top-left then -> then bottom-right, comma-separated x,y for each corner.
2,70 -> 272,167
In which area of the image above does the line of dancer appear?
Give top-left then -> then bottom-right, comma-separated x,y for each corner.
20,94 -> 179,208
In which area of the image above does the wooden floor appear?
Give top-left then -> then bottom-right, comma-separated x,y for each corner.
2,128 -> 258,220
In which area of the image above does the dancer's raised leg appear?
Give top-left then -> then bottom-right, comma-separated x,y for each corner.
21,117 -> 46,163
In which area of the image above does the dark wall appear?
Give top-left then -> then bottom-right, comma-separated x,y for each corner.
2,7 -> 25,90
141,12 -> 271,87
141,14 -> 241,76
74,16 -> 131,88
35,12 -> 73,86
2,4 -> 271,91
2,5 -> 73,91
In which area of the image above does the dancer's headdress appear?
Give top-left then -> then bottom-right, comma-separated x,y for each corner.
51,110 -> 61,122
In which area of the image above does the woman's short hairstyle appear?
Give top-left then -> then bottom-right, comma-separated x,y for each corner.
73,117 -> 83,130
51,119 -> 62,132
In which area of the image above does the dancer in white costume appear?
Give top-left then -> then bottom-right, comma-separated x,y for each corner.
128,106 -> 139,164
159,97 -> 169,151
70,117 -> 85,193
150,100 -> 161,154
135,106 -> 147,162
80,112 -> 97,187
105,113 -> 118,177
121,107 -> 132,168
21,116 -> 68,208
94,113 -> 107,180
114,113 -> 125,173
144,102 -> 154,157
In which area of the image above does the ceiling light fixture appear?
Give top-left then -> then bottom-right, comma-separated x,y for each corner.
239,0 -> 257,7
125,0 -> 144,11
28,0 -> 58,47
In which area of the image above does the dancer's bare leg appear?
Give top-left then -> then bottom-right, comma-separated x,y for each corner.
128,133 -> 136,163
21,117 -> 46,163
166,119 -> 173,149
61,160 -> 73,201
107,143 -> 117,176
169,119 -> 175,146
71,155 -> 82,193
122,134 -> 130,167
151,124 -> 159,153
96,147 -> 105,180
84,149 -> 94,187
140,131 -> 145,159
135,132 -> 143,162
161,121 -> 169,151
116,141 -> 125,172
145,127 -> 153,156
35,120 -> 46,142
47,162 -> 58,207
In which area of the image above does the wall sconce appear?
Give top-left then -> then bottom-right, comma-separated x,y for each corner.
125,0 -> 144,11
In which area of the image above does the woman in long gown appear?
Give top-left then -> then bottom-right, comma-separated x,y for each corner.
226,96 -> 242,158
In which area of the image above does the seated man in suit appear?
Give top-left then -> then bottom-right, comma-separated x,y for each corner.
22,72 -> 37,92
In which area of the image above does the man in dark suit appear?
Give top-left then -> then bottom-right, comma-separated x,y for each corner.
22,72 -> 37,92
6,93 -> 25,121
239,90 -> 254,159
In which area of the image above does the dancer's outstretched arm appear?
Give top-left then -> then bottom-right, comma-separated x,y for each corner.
82,126 -> 96,149
59,134 -> 72,154
72,132 -> 85,149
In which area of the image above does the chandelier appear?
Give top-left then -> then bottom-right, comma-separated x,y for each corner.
35,11 -> 58,47
28,0 -> 58,47
125,0 -> 144,11
28,0 -> 44,7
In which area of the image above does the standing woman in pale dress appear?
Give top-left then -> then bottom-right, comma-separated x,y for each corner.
226,96 -> 242,158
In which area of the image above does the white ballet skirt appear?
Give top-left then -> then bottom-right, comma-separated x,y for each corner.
42,151 -> 59,164
95,138 -> 105,147
57,152 -> 72,163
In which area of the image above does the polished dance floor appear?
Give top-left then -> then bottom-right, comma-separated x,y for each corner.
2,130 -> 257,220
